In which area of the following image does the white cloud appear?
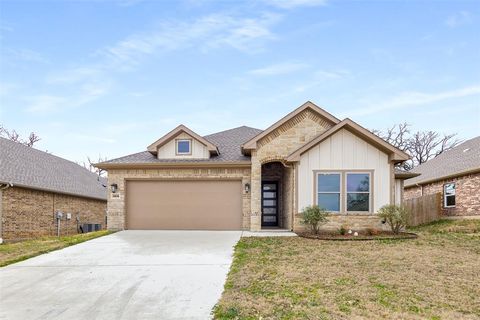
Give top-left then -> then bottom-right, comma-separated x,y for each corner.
68,134 -> 116,144
248,62 -> 308,76
25,95 -> 67,113
445,11 -> 472,28
343,85 -> 480,117
293,68 -> 351,92
99,13 -> 281,67
23,12 -> 281,114
25,81 -> 111,114
314,69 -> 350,79
263,0 -> 327,9
46,67 -> 102,85
2,48 -> 48,64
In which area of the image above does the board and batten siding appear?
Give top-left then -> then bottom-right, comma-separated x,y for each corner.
298,128 -> 391,213
394,179 -> 403,206
157,132 -> 210,159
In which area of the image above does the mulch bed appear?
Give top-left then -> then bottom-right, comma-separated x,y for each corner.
297,231 -> 418,241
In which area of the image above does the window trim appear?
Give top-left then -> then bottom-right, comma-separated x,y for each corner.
443,183 -> 456,208
313,170 -> 374,214
345,171 -> 372,213
315,172 -> 341,213
175,139 -> 192,155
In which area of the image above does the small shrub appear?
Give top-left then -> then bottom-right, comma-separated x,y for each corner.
378,205 -> 410,234
339,226 -> 347,235
301,205 -> 329,234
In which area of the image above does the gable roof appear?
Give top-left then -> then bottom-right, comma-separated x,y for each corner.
0,137 -> 107,200
286,118 -> 410,163
96,126 -> 262,168
242,101 -> 340,151
146,124 -> 219,155
405,136 -> 480,187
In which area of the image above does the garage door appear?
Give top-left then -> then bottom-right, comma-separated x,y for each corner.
126,180 -> 243,230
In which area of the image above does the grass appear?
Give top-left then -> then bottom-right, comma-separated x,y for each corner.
0,230 -> 112,267
214,219 -> 480,319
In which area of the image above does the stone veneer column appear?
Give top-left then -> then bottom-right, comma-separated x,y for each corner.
250,153 -> 262,231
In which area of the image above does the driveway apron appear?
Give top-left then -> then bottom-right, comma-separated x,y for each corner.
0,230 -> 242,320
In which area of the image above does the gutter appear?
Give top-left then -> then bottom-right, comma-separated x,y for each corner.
0,181 -> 106,202
95,161 -> 253,170
404,167 -> 480,188
0,182 -> 13,244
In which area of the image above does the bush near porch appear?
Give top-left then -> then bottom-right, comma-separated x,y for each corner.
214,219 -> 480,319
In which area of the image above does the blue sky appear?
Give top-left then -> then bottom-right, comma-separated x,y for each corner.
1,0 -> 479,163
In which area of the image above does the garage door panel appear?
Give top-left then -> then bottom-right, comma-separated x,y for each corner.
126,180 -> 242,230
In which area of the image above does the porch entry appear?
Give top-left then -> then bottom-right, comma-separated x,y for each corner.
261,181 -> 278,227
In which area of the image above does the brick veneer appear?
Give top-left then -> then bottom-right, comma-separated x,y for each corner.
1,187 -> 106,241
404,172 -> 480,216
106,167 -> 251,230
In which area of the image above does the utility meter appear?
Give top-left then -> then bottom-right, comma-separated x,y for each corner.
56,211 -> 63,219
66,213 -> 72,220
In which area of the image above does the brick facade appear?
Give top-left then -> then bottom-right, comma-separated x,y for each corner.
106,167 -> 251,231
404,172 -> 480,216
1,187 -> 106,241
250,108 -> 333,231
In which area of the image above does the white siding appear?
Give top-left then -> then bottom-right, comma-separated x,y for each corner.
394,179 -> 403,206
157,132 -> 210,159
298,129 -> 391,212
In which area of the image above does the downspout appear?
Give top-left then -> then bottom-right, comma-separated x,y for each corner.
0,183 -> 13,244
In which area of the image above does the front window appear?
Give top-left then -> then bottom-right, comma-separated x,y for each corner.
176,139 -> 191,154
317,173 -> 341,212
444,183 -> 456,208
346,173 -> 370,212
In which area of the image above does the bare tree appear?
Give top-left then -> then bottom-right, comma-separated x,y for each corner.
374,123 -> 461,170
80,155 -> 108,178
0,125 -> 41,147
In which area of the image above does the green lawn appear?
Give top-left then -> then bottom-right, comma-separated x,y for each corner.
0,230 -> 112,267
214,219 -> 480,319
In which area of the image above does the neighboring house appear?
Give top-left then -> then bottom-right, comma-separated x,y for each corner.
0,138 -> 107,242
96,101 -> 410,232
404,136 -> 480,216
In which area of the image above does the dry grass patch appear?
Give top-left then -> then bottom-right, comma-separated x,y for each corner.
0,230 -> 112,267
214,220 -> 480,319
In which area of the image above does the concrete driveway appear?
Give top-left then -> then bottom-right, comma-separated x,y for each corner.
0,230 -> 242,320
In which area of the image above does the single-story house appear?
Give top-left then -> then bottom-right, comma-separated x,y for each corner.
0,137 -> 107,242
404,136 -> 480,216
96,101 -> 411,232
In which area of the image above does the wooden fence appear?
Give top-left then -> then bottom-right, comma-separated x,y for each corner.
404,193 -> 442,226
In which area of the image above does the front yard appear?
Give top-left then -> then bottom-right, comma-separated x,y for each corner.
0,230 -> 111,267
215,219 -> 480,319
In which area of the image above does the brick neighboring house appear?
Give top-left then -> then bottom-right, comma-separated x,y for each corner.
97,101 -> 411,232
0,137 -> 107,242
404,136 -> 480,216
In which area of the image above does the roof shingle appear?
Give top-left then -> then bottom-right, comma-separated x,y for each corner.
0,137 -> 107,200
405,136 -> 480,187
101,126 -> 263,165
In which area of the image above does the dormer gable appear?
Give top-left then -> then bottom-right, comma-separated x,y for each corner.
147,125 -> 219,159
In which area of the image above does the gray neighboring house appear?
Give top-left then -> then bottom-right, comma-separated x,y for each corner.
0,137 -> 107,242
404,136 -> 480,216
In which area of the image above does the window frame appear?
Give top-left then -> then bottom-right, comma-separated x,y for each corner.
313,170 -> 374,214
443,183 -> 456,208
345,171 -> 372,213
175,139 -> 192,155
315,172 -> 341,213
